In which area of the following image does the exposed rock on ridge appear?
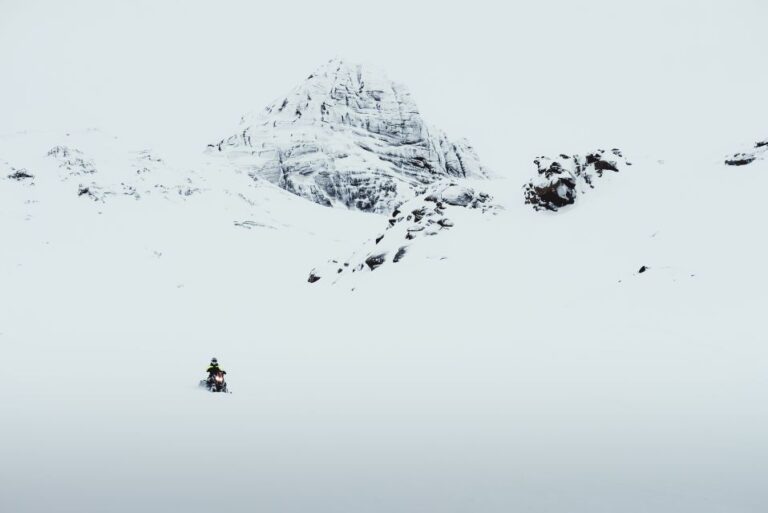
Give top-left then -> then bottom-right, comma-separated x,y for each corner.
308,181 -> 497,284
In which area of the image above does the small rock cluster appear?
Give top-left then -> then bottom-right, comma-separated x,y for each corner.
523,149 -> 631,211
77,184 -> 110,202
47,146 -> 98,178
725,139 -> 767,166
307,182 -> 496,284
7,168 -> 34,182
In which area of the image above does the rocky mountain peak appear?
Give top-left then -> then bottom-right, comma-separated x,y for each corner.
209,59 -> 488,213
311,59 -> 421,141
242,58 -> 418,135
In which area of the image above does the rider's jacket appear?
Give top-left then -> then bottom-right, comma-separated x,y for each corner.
207,364 -> 226,376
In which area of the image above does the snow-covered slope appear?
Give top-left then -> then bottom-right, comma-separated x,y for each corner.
3,66 -> 768,512
3,128 -> 768,512
207,59 -> 488,213
308,181 -> 498,285
0,128 -> 383,258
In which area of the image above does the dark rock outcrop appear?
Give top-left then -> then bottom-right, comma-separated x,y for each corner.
365,254 -> 386,271
8,169 -> 34,181
524,148 -> 631,211
725,139 -> 767,167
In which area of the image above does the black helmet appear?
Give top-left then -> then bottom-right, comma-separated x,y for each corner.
211,357 -> 218,364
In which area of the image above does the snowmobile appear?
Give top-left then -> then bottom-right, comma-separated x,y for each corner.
200,371 -> 229,393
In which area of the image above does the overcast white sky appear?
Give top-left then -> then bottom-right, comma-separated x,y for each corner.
1,0 -> 766,174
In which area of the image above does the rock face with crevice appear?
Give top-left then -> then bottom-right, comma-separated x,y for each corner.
523,148 -> 631,211
725,139 -> 767,166
208,59 -> 489,213
307,182 -> 497,284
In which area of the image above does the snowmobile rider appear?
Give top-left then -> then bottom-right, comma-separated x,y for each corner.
207,357 -> 226,378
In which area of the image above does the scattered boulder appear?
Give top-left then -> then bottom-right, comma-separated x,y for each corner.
724,155 -> 756,166
725,139 -> 767,166
234,220 -> 276,230
76,183 -> 110,202
7,169 -> 34,181
365,254 -> 387,271
441,186 -> 474,207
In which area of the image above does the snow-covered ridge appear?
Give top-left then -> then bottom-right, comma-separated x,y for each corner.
523,148 -> 631,211
207,58 -> 489,213
307,181 -> 498,285
725,139 -> 767,166
0,130 -> 210,204
52,143 -> 203,202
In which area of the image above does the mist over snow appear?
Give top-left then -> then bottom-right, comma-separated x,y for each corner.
1,1 -> 768,513
3,0 -> 767,168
